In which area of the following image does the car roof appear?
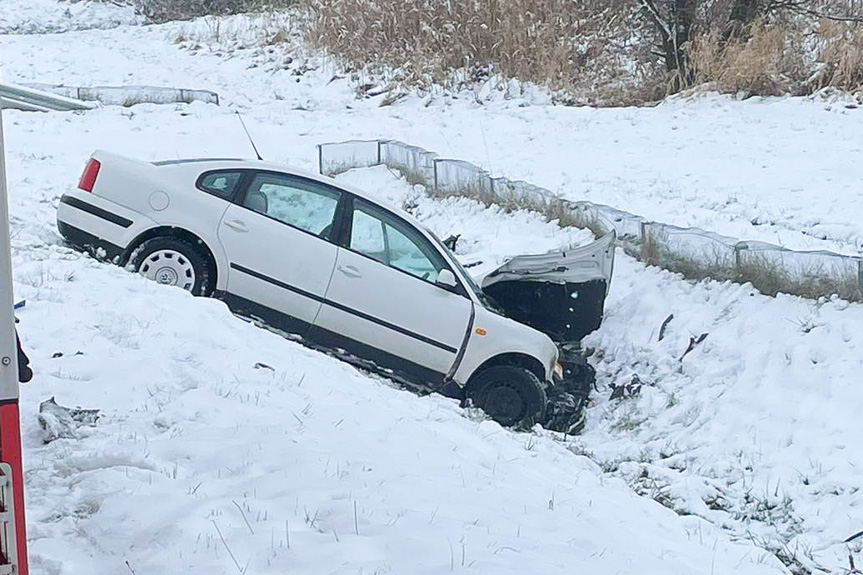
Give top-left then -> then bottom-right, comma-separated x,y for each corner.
155,157 -> 438,243
152,158 -> 246,166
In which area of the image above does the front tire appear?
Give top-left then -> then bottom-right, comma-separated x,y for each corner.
467,366 -> 548,429
127,236 -> 212,296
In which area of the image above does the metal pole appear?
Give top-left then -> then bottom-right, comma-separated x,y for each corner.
0,96 -> 18,400
0,100 -> 29,575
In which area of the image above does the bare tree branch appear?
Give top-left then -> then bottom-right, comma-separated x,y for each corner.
786,5 -> 863,22
763,0 -> 863,21
638,0 -> 673,42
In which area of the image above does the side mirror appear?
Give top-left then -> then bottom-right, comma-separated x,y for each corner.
436,269 -> 458,288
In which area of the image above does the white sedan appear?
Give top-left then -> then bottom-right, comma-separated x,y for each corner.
57,152 -> 614,432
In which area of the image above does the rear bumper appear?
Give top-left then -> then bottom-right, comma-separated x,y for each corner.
56,191 -> 156,260
57,221 -> 125,263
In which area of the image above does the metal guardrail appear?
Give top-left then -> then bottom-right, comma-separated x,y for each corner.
0,83 -> 219,111
317,138 -> 863,303
318,138 -> 620,237
0,82 -> 95,112
24,84 -> 220,107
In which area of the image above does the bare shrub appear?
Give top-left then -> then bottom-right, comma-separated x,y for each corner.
810,20 -> 863,91
688,18 -> 808,95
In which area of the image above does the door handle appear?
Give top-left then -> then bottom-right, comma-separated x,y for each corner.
338,265 -> 362,278
224,219 -> 248,232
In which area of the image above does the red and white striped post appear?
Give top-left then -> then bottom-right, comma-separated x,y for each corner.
0,103 -> 29,575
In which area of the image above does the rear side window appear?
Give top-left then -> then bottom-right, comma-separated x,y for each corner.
243,172 -> 342,239
198,171 -> 243,198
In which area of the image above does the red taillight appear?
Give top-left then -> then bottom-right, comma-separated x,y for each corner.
78,158 -> 101,192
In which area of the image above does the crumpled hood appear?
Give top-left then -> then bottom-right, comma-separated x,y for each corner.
481,232 -> 616,344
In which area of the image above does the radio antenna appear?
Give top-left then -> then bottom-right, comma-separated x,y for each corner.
235,111 -> 263,161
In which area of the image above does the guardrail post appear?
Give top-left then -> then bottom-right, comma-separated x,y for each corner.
640,221 -> 649,263
858,259 -> 863,298
433,159 -> 440,192
735,243 -> 742,279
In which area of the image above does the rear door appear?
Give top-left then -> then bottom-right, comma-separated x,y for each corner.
311,197 -> 473,383
217,171 -> 344,337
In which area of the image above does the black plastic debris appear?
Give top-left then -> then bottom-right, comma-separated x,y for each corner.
442,234 -> 460,251
37,397 -> 100,443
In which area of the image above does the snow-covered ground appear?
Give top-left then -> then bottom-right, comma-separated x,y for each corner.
2,1 -> 863,573
0,0 -> 140,34
10,154 -> 782,574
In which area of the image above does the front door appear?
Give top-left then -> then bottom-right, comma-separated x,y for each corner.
217,171 -> 343,336
311,198 -> 473,384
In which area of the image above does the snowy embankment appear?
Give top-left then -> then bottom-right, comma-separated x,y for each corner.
1,1 -> 862,573
0,0 -> 140,34
6,119 -> 780,574
582,250 -> 863,572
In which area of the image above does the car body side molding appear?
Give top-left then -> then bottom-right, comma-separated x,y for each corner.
229,262 -> 459,354
60,195 -> 133,228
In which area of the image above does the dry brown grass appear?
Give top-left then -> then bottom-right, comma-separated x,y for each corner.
641,225 -> 739,282
810,20 -> 863,91
303,0 -> 863,102
641,224 -> 863,302
426,180 -> 609,238
688,18 -> 808,96
133,0 -> 297,23
304,0 -> 657,104
737,252 -> 863,301
688,16 -> 863,96
131,0 -> 863,102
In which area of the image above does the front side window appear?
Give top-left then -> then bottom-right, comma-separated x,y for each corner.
350,200 -> 444,283
244,173 -> 341,238
350,208 -> 387,263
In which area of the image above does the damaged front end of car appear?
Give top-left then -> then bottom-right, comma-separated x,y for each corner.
481,231 -> 616,434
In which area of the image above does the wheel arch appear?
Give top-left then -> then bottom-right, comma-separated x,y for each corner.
124,226 -> 220,284
466,352 -> 546,390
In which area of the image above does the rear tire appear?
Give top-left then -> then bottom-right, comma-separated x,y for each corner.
127,236 -> 213,296
467,366 -> 547,429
